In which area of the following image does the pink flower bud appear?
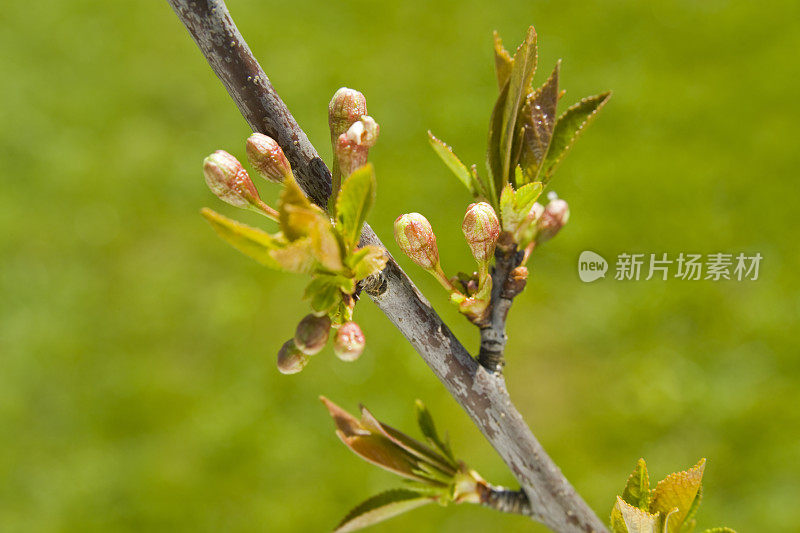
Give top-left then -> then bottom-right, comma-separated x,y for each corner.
462,202 -> 500,263
536,198 -> 569,244
245,133 -> 292,183
335,116 -> 380,176
394,213 -> 440,271
294,314 -> 331,355
276,339 -> 309,374
329,87 -> 368,140
333,322 -> 366,361
203,150 -> 261,208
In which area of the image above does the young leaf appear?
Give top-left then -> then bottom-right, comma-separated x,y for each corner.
336,164 -> 376,251
650,459 -> 706,533
415,400 -> 456,463
304,275 -> 345,313
493,31 -> 514,90
680,486 -> 702,533
201,208 -> 283,271
269,237 -> 316,274
360,406 -> 457,478
278,174 -> 315,240
499,183 -> 517,230
334,489 -> 433,533
621,458 -> 651,511
499,26 -> 537,185
320,397 -> 432,483
427,131 -> 481,197
348,245 -> 387,281
486,82 -> 509,203
611,496 -> 660,533
514,181 -> 543,213
542,91 -> 611,183
310,220 -> 344,272
519,61 -> 560,183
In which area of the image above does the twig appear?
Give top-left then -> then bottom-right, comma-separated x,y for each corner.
478,234 -> 524,372
167,1 -> 608,531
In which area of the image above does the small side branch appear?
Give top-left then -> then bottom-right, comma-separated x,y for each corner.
478,233 -> 525,372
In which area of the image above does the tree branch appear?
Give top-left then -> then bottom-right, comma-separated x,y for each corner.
167,1 -> 607,531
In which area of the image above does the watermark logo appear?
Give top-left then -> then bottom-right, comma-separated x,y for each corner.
578,250 -> 608,282
577,251 -> 762,282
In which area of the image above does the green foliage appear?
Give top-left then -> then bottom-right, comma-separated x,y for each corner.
611,459 -> 735,533
334,490 -> 434,533
322,398 -> 487,532
428,25 -> 609,226
542,92 -> 611,183
335,164 -> 377,252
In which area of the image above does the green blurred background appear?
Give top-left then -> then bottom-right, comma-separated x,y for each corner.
2,0 -> 799,531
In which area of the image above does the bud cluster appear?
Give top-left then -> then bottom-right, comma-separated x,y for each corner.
202,134 -> 296,220
276,315 -> 366,373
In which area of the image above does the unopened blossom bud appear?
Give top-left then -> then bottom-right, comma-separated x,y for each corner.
294,314 -> 331,355
245,133 -> 292,183
277,339 -> 309,374
335,116 -> 380,176
462,202 -> 500,264
329,87 -> 368,140
394,213 -> 440,271
203,150 -> 261,208
536,197 -> 569,244
333,322 -> 365,362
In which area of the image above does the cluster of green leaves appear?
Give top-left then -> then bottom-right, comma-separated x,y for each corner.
611,458 -> 735,533
202,165 -> 386,325
428,26 -> 610,227
321,398 -> 485,532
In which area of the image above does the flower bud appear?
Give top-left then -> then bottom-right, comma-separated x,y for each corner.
394,213 -> 440,271
329,87 -> 368,140
203,150 -> 261,208
245,133 -> 292,183
294,314 -> 331,355
333,322 -> 365,362
462,202 -> 500,264
276,339 -> 309,374
335,116 -> 380,176
536,198 -> 569,244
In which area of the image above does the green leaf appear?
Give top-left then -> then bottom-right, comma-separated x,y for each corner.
336,164 -> 376,251
269,237 -> 316,274
428,131 -> 481,197
492,31 -> 514,90
348,245 -> 387,281
519,61 -> 560,184
650,459 -> 705,533
622,458 -> 651,511
201,208 -> 284,271
360,406 -> 457,479
542,91 -> 611,183
611,496 -> 660,533
303,276 -> 344,313
699,529 -> 736,533
499,183 -> 517,230
680,486 -> 702,533
278,174 -> 315,240
514,181 -> 543,213
499,26 -> 537,187
310,219 -> 344,272
487,82 -> 509,204
334,489 -> 433,533
414,400 -> 456,464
